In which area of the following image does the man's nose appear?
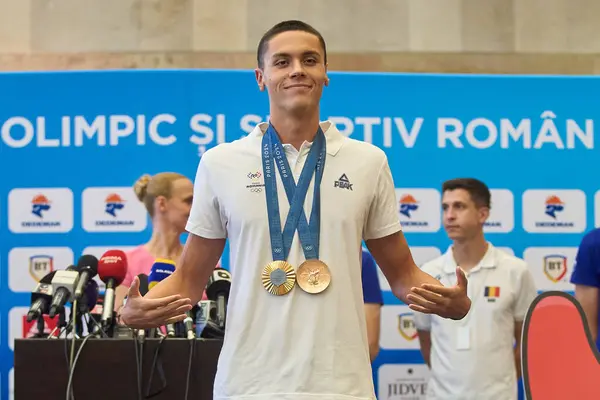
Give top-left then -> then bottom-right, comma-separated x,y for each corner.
289,60 -> 306,77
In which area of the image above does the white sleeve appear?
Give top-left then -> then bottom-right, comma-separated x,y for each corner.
514,264 -> 538,322
363,155 -> 402,240
185,153 -> 227,239
413,310 -> 432,331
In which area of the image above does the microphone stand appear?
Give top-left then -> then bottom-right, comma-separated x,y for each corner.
33,314 -> 46,338
49,308 -> 67,339
74,309 -> 85,338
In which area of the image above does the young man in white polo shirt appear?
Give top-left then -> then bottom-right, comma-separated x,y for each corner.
414,178 -> 538,400
120,20 -> 472,400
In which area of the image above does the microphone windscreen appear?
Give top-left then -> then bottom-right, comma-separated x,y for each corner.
77,254 -> 99,275
206,268 -> 232,299
137,274 -> 149,296
148,259 -> 176,290
38,270 -> 58,285
98,250 -> 128,285
84,280 -> 100,310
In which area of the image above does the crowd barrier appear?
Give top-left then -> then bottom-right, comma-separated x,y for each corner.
1,69 -> 598,400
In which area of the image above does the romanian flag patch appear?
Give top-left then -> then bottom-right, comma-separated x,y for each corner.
484,286 -> 501,299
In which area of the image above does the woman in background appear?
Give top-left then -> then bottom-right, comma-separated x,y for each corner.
114,172 -> 219,310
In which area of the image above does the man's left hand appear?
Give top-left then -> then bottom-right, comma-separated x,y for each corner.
407,267 -> 471,320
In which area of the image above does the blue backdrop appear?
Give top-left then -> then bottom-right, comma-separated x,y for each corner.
1,69 -> 599,400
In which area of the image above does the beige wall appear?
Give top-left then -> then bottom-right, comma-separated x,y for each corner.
1,0 -> 600,74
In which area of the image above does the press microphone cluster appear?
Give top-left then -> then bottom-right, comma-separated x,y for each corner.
24,251 -> 132,339
26,252 -> 233,341
133,261 -> 232,340
49,255 -> 98,319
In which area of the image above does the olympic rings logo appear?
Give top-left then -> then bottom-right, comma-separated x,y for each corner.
250,188 -> 263,193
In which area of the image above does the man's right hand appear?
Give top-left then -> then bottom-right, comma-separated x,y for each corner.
120,276 -> 193,329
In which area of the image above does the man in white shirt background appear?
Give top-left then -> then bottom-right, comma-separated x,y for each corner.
414,178 -> 538,400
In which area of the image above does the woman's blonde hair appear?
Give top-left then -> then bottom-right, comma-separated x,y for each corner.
133,172 -> 187,217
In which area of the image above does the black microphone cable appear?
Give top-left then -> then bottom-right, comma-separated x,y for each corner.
65,331 -> 93,400
63,302 -> 107,400
145,334 -> 168,398
60,317 -> 75,400
133,329 -> 143,400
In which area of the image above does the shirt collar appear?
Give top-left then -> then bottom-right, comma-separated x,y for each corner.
249,120 -> 345,156
442,242 -> 497,274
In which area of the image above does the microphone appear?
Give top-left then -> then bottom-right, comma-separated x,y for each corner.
79,280 -> 100,314
27,271 -> 57,322
74,280 -> 99,337
72,255 -> 99,302
195,300 -> 214,337
184,311 -> 195,339
48,265 -> 80,318
138,273 -> 149,296
148,259 -> 177,336
148,258 -> 176,290
97,250 -> 128,329
206,268 -> 232,329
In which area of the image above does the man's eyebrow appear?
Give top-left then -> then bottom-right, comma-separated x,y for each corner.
271,50 -> 322,59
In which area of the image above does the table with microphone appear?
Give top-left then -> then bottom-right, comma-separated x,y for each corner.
14,251 -> 232,400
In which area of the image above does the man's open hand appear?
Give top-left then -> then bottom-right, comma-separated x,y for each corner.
120,276 -> 192,329
407,267 -> 471,320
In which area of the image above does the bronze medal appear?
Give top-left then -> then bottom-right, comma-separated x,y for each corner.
296,259 -> 331,294
262,261 -> 296,295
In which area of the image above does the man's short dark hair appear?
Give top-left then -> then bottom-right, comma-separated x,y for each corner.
442,178 -> 491,209
256,20 -> 327,69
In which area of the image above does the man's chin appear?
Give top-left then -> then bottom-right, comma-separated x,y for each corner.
284,99 -> 316,114
445,232 -> 464,241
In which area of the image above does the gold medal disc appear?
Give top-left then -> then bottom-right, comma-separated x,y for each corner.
296,260 -> 331,294
262,261 -> 296,296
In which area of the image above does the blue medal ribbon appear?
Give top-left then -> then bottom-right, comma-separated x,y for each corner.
261,123 -> 326,262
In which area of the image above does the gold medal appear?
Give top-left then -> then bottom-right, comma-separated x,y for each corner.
262,261 -> 296,295
296,260 -> 331,294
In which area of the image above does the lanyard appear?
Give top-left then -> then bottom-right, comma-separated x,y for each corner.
261,124 -> 326,262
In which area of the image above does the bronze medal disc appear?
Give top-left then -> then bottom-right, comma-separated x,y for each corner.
261,261 -> 296,296
296,260 -> 331,294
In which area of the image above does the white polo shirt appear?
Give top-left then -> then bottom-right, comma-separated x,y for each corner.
413,243 -> 538,400
186,120 -> 402,400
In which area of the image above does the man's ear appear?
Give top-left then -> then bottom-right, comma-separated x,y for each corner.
255,68 -> 265,91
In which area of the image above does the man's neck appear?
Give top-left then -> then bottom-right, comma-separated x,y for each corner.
452,234 -> 489,272
269,108 -> 321,150
145,225 -> 183,261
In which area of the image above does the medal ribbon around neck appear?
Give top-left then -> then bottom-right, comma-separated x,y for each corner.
264,123 -> 326,262
260,124 -> 326,295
